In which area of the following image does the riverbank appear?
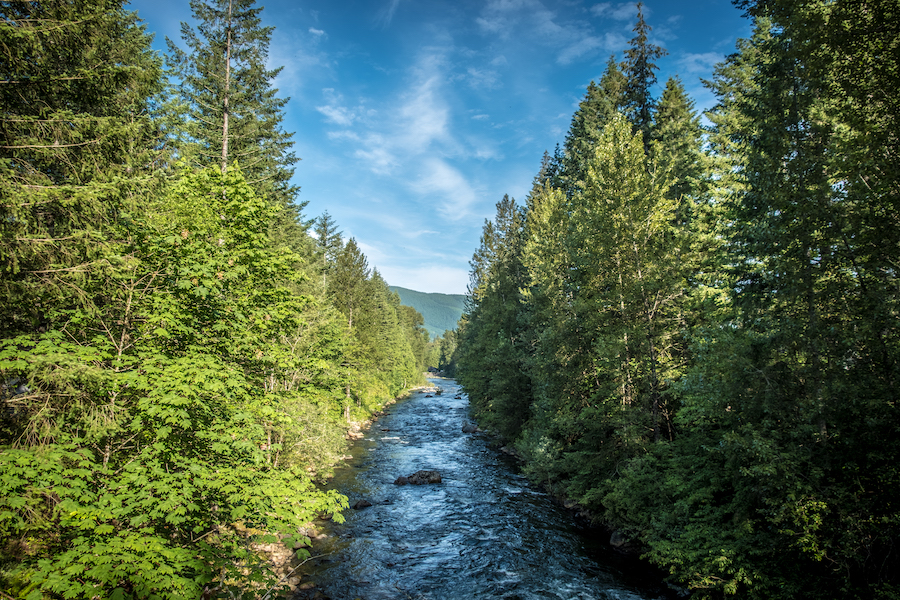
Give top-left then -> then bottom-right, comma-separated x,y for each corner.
264,379 -> 441,595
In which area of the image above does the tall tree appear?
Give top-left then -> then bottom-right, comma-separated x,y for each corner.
649,76 -> 705,203
621,2 -> 667,149
328,238 -> 370,333
313,210 -> 344,289
457,195 -> 531,441
560,57 -> 628,192
166,0 -> 300,213
0,0 -> 164,337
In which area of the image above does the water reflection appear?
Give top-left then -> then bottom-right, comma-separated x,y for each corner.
297,379 -> 675,600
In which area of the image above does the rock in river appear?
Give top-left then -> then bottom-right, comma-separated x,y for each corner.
394,470 -> 442,485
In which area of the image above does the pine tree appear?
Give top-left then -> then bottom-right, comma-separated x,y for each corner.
559,57 -> 628,192
166,0 -> 300,212
457,195 -> 531,440
0,0 -> 164,337
313,210 -> 344,288
621,2 -> 667,149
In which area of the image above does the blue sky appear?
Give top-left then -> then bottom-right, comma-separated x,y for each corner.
128,0 -> 752,295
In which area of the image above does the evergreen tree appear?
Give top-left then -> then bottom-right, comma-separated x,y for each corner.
0,0 -> 164,337
328,238 -> 370,333
166,0 -> 301,215
313,210 -> 344,289
649,76 -> 705,203
559,57 -> 628,191
621,2 -> 667,149
457,195 -> 531,440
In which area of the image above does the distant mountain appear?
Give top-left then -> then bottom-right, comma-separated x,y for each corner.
390,286 -> 466,339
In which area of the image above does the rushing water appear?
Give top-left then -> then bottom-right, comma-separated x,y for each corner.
296,378 -> 677,600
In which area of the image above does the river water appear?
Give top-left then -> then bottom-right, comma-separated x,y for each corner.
297,378 -> 677,600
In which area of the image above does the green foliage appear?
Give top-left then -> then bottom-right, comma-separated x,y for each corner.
455,3 -> 900,598
165,0 -> 306,256
322,234 -> 427,419
0,166 -> 349,599
457,195 -> 532,441
0,2 -> 423,598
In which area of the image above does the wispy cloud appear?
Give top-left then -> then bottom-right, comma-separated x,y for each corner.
460,66 -> 500,90
476,0 -> 620,65
376,0 -> 403,28
411,158 -> 480,220
309,27 -> 326,37
677,51 -> 724,77
591,2 -> 639,21
315,88 -> 373,126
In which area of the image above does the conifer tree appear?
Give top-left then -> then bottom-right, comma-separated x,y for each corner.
649,77 -> 705,203
313,210 -> 344,288
560,57 -> 628,191
166,0 -> 301,215
457,195 -> 531,440
0,0 -> 164,337
621,2 -> 667,149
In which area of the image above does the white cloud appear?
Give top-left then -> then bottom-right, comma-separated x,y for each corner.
677,51 -> 724,76
477,0 -> 613,65
397,72 -> 452,153
316,104 -> 355,126
463,67 -> 500,90
315,88 -> 373,127
591,2 -> 638,21
376,0 -> 403,28
411,158 -> 480,221
309,27 -> 326,36
354,145 -> 397,175
557,36 -> 604,65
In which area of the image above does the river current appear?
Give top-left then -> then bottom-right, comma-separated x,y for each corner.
297,378 -> 677,600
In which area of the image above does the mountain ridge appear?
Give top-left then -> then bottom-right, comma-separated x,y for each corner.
389,286 -> 466,339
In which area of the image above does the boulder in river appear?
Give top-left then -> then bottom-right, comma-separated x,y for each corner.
462,422 -> 477,433
609,530 -> 628,548
394,470 -> 442,485
353,499 -> 373,509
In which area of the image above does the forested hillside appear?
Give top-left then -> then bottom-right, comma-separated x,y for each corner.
455,2 -> 900,599
0,1 -> 431,597
389,286 -> 466,339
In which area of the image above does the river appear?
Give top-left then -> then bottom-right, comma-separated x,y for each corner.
295,378 -> 679,600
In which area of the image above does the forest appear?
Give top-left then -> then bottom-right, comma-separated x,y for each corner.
0,0 -> 440,597
453,0 -> 899,598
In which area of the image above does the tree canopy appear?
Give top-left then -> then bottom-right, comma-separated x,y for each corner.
0,1 -> 429,597
454,3 -> 900,598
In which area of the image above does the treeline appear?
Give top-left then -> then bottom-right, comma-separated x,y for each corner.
455,2 -> 899,599
0,1 -> 433,598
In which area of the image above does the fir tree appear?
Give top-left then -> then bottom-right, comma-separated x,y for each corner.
621,2 -> 667,149
560,57 -> 628,192
313,210 -> 344,288
166,0 -> 301,213
0,0 -> 164,337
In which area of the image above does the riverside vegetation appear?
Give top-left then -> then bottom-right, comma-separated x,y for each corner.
453,2 -> 900,599
0,1 -> 440,598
